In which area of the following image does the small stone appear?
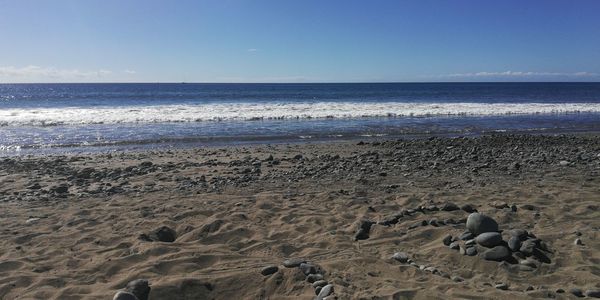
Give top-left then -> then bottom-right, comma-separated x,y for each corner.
491,201 -> 508,209
261,265 -> 278,276
556,289 -> 565,294
428,218 -> 439,226
459,246 -> 466,255
482,246 -> 510,261
466,247 -> 477,256
570,288 -> 584,297
449,242 -> 460,250
508,236 -> 522,251
519,259 -> 537,268
354,220 -> 374,241
461,204 -> 477,213
520,239 -> 537,256
441,203 -> 460,211
113,291 -> 139,300
25,218 -> 40,225
465,239 -> 476,246
312,280 -> 328,289
466,213 -> 499,235
392,252 -> 409,263
283,258 -> 306,268
510,229 -> 528,241
574,238 -> 583,245
125,279 -> 150,300
451,275 -> 464,282
424,266 -> 437,273
525,286 -> 535,291
306,273 -> 324,283
495,283 -> 509,290
559,160 -> 570,166
316,284 -> 334,300
586,290 -> 600,298
475,232 -> 503,248
151,226 -> 176,243
442,234 -> 453,246
459,231 -> 475,241
299,263 -> 319,275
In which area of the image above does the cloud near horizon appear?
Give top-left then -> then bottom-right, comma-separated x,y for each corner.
0,65 -> 113,79
442,71 -> 599,78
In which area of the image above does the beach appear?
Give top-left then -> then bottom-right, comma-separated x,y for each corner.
1,134 -> 599,299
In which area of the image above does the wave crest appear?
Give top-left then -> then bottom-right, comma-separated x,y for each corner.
2,102 -> 600,127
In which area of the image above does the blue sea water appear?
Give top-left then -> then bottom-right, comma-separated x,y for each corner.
1,82 -> 600,155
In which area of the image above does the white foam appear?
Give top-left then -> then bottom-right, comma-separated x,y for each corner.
1,102 -> 600,127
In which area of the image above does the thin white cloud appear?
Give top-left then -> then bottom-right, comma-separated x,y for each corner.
123,69 -> 137,74
443,70 -> 598,78
0,65 -> 112,79
247,48 -> 258,52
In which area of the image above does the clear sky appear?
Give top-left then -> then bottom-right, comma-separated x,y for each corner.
1,0 -> 599,83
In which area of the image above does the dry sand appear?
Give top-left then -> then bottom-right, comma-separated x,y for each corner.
0,134 -> 599,299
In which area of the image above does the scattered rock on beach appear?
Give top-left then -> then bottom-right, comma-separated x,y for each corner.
392,252 -> 409,263
283,258 -> 306,268
125,279 -> 151,300
151,226 -> 177,242
316,284 -> 334,300
354,220 -> 374,241
586,290 -> 600,298
113,291 -> 139,300
261,265 -> 279,276
570,288 -> 585,298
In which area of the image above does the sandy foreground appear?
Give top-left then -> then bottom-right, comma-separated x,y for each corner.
0,134 -> 599,299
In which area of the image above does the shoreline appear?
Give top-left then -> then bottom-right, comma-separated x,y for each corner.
0,133 -> 599,299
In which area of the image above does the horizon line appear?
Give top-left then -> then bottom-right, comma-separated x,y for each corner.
1,81 -> 600,85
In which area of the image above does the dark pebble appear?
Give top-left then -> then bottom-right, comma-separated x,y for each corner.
261,265 -> 279,276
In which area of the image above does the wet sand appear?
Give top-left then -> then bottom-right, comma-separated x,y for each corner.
0,134 -> 599,299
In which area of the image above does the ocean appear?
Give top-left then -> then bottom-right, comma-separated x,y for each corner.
1,82 -> 600,155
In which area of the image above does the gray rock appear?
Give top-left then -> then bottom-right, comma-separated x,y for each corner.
519,239 -> 537,256
442,234 -> 453,246
459,231 -> 475,241
519,259 -> 537,268
466,247 -> 477,256
482,246 -> 510,261
441,203 -> 460,211
495,283 -> 509,290
113,291 -> 139,300
283,258 -> 306,268
475,232 -> 503,247
312,280 -> 328,289
466,213 -> 499,235
306,273 -> 323,283
461,204 -> 477,213
299,263 -> 319,275
586,290 -> 600,298
261,265 -> 278,276
509,229 -> 528,240
392,252 -> 409,263
574,238 -> 583,245
151,226 -> 176,242
465,239 -> 476,246
354,220 -> 374,240
451,275 -> 464,282
316,284 -> 334,300
570,288 -> 584,297
449,242 -> 460,250
125,279 -> 150,300
508,236 -> 521,251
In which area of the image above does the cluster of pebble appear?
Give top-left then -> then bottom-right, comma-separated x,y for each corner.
261,258 -> 335,300
444,213 -> 552,267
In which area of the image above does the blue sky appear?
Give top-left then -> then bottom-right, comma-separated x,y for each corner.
1,0 -> 599,83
